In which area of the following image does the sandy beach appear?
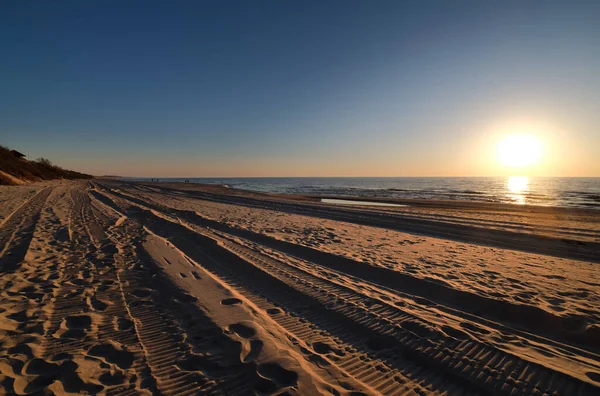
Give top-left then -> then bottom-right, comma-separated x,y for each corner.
1,179 -> 599,395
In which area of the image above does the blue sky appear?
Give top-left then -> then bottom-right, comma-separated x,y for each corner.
1,0 -> 599,176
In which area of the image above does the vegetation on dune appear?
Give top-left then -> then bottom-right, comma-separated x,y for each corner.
0,145 -> 93,185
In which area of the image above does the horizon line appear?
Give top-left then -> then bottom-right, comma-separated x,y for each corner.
108,175 -> 600,179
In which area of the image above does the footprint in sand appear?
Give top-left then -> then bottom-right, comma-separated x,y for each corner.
57,315 -> 92,339
20,358 -> 104,394
8,343 -> 34,358
257,363 -> 298,387
221,298 -> 242,306
229,323 -> 256,338
24,358 -> 61,376
243,340 -> 263,363
228,323 -> 263,363
6,310 -> 29,323
312,341 -> 345,356
190,271 -> 201,279
87,343 -> 135,369
99,369 -> 126,386
17,285 -> 44,300
266,307 -> 283,316
31,359 -> 104,394
114,317 -> 134,331
90,295 -> 109,310
65,315 -> 92,329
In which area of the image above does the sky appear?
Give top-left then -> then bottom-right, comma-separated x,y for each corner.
1,0 -> 599,177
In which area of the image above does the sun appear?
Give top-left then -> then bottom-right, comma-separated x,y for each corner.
497,134 -> 542,168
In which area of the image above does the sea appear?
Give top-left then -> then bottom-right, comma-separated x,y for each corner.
127,177 -> 600,209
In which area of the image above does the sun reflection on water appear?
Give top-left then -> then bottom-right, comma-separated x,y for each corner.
507,176 -> 528,204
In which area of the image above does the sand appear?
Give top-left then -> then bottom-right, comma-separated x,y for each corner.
0,180 -> 599,395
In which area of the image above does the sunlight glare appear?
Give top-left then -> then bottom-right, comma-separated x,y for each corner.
497,135 -> 542,168
507,176 -> 528,193
506,176 -> 529,204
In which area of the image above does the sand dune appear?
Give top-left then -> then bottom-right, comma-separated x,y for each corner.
1,180 -> 599,395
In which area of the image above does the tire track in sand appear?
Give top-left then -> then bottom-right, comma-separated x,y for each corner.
37,185 -> 155,394
92,182 -> 600,395
94,184 -> 383,395
0,186 -> 53,272
0,185 -> 71,394
215,235 -> 599,396
126,206 -> 477,395
90,189 -> 266,395
127,204 -> 599,396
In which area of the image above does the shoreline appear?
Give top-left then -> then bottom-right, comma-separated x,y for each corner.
127,180 -> 600,263
137,179 -> 600,216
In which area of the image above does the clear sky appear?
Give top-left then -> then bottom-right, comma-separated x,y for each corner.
1,0 -> 599,177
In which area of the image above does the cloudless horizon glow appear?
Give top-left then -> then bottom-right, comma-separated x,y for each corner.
1,1 -> 599,177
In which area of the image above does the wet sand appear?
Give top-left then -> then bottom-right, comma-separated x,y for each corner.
1,179 -> 599,395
